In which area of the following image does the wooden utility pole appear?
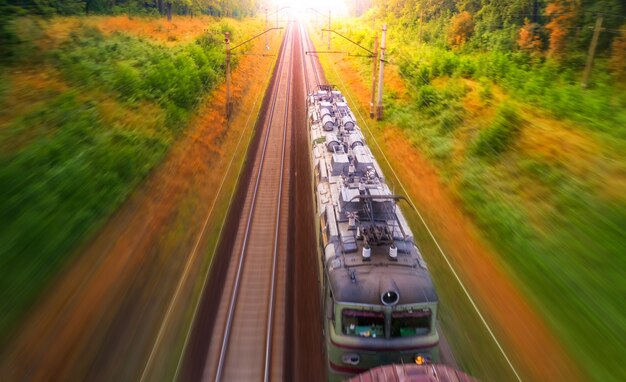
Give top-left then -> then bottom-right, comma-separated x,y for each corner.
370,35 -> 378,119
582,14 -> 603,88
376,24 -> 387,120
225,32 -> 232,117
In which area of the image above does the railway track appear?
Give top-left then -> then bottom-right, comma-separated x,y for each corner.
299,20 -> 323,94
195,20 -> 295,382
179,19 -> 329,382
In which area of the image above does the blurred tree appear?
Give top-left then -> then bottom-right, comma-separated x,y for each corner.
609,26 -> 626,78
448,11 -> 474,47
518,18 -> 543,52
545,0 -> 580,59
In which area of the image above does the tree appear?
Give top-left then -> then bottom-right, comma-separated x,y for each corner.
545,0 -> 579,59
448,11 -> 474,47
518,18 -> 542,52
609,26 -> 626,78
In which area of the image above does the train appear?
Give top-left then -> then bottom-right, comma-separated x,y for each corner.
307,85 -> 440,381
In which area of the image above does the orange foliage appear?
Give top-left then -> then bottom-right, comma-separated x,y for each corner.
448,11 -> 474,48
545,0 -> 579,59
609,27 -> 626,78
518,18 -> 542,52
94,15 -> 215,45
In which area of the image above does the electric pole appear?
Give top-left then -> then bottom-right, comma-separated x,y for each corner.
225,32 -> 232,117
222,27 -> 283,118
582,14 -> 603,88
370,35 -> 378,119
376,24 -> 387,120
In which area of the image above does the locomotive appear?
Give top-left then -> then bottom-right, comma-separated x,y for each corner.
307,85 -> 440,380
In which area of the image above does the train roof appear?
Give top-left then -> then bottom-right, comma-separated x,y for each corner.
308,86 -> 438,308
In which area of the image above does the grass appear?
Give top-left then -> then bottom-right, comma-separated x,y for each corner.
0,15 -> 264,344
317,17 -> 626,381
471,103 -> 524,158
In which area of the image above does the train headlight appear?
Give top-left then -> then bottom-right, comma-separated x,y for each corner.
341,353 -> 360,366
414,354 -> 432,365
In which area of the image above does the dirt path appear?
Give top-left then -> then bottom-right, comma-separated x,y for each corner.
323,55 -> 585,381
0,32 -> 280,382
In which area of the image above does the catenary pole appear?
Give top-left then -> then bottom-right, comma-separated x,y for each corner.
582,14 -> 603,88
370,35 -> 378,119
376,24 -> 386,120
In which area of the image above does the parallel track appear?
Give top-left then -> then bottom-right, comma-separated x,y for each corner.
207,22 -> 295,382
299,21 -> 323,92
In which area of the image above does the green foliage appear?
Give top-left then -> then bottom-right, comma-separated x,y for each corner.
0,15 -> 261,344
0,92 -> 168,337
438,107 -> 464,133
472,103 -> 524,158
478,78 -> 493,101
399,45 -> 626,138
460,158 -> 626,381
54,27 -> 224,120
417,85 -> 440,108
113,62 -> 142,100
0,17 -> 47,64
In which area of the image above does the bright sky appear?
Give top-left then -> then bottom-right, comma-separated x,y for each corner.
269,0 -> 349,17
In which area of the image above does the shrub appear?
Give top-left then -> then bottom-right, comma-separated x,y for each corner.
472,103 -> 524,158
417,85 -> 440,108
438,106 -> 464,133
431,51 -> 458,77
478,79 -> 493,101
3,17 -> 45,64
113,62 -> 142,100
457,56 -> 476,77
416,64 -> 431,85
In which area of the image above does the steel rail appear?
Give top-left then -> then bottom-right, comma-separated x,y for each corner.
214,25 -> 293,382
299,22 -> 312,94
306,26 -> 321,87
264,23 -> 293,382
300,21 -> 321,92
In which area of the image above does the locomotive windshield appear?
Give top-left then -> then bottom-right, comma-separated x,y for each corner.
391,309 -> 432,337
342,309 -> 384,338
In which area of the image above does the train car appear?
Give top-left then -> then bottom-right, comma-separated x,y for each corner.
307,86 -> 440,381
349,364 -> 476,382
